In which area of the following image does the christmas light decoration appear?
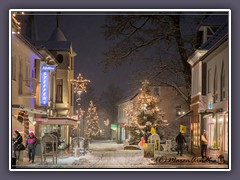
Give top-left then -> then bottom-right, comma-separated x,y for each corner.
11,11 -> 25,34
84,101 -> 100,138
125,80 -> 169,145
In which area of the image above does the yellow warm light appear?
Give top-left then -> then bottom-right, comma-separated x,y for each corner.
17,31 -> 20,34
13,13 -> 16,17
21,12 -> 25,14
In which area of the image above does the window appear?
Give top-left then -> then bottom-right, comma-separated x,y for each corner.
12,55 -> 16,80
207,117 -> 216,148
213,66 -> 218,103
207,69 -> 212,93
193,115 -> 200,147
220,62 -> 226,101
57,54 -> 63,64
153,87 -> 160,96
25,63 -> 30,87
56,79 -> 63,103
176,105 -> 181,116
18,59 -> 23,94
224,114 -> 228,152
217,115 -> 224,150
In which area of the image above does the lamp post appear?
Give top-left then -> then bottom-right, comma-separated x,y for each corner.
71,73 -> 90,149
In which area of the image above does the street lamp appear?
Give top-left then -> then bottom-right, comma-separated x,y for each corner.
76,108 -> 85,148
71,73 -> 90,149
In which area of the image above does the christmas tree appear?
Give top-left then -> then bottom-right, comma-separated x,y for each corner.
125,80 -> 169,144
85,101 -> 100,138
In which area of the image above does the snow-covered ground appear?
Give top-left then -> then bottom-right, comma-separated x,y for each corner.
15,140 -> 228,169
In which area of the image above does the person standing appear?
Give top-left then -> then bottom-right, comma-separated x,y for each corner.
201,130 -> 208,159
12,130 -> 23,160
175,132 -> 187,156
25,132 -> 37,163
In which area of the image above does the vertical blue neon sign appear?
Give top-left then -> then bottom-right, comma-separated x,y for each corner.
40,66 -> 49,106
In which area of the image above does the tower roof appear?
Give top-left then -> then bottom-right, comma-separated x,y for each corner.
48,27 -> 67,41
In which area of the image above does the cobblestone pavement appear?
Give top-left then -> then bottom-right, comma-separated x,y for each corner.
13,140 -> 229,170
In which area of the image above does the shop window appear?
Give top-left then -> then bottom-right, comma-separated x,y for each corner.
217,115 -> 224,150
208,117 -> 217,148
56,79 -> 63,103
224,114 -> 228,152
193,116 -> 200,147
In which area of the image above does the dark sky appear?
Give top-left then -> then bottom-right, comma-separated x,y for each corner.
33,14 -> 147,96
31,12 -> 228,98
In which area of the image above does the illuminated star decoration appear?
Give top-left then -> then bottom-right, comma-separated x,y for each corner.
71,73 -> 90,93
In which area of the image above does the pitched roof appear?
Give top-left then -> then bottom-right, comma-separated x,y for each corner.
32,40 -> 72,51
48,27 -> 68,41
199,22 -> 228,50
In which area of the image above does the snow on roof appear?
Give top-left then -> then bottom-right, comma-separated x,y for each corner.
199,22 -> 228,50
48,27 -> 68,41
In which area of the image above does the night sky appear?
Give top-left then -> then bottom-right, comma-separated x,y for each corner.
31,12 -> 227,98
33,14 -> 148,96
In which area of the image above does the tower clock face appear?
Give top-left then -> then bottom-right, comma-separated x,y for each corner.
57,54 -> 63,63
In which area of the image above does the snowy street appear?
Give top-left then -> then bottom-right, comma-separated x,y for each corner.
15,140 -> 228,169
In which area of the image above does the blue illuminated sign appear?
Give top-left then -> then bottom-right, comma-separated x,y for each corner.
42,65 -> 56,71
40,67 -> 49,106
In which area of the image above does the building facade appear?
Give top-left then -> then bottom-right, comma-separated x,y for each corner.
187,16 -> 229,160
117,86 -> 189,143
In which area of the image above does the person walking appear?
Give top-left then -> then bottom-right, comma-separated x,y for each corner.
25,132 -> 37,163
201,130 -> 208,159
175,132 -> 187,156
12,130 -> 23,160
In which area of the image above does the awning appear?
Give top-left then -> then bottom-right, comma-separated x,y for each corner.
12,104 -> 47,115
34,117 -> 77,126
200,108 -> 223,117
176,110 -> 193,121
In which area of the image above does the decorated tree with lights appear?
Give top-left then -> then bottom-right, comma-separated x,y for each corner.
85,101 -> 100,139
126,80 -> 169,144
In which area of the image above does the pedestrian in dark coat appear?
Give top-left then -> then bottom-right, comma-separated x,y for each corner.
12,130 -> 23,160
175,132 -> 187,156
25,132 -> 37,163
201,130 -> 208,159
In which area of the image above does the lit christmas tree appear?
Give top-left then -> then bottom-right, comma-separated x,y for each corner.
85,101 -> 100,138
125,80 -> 169,144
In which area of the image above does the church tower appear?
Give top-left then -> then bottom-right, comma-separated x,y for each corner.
46,15 -> 76,117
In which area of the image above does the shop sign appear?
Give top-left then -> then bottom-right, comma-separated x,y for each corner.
42,65 -> 56,71
110,124 -> 117,131
40,65 -> 49,106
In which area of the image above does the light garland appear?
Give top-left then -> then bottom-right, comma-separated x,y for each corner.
11,11 -> 25,34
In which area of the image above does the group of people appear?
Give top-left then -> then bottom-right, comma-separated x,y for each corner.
138,130 -> 208,159
12,130 -> 38,163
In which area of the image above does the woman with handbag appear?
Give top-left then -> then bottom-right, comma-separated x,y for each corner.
12,130 -> 23,161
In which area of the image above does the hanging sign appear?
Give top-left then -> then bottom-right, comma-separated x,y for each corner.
40,65 -> 49,106
180,125 -> 187,134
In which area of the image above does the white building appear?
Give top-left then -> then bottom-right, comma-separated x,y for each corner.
187,16 -> 229,160
117,85 -> 189,143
